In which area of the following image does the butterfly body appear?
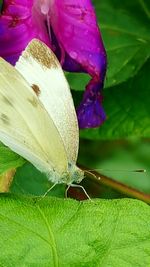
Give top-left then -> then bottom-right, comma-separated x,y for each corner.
0,39 -> 84,185
51,163 -> 84,185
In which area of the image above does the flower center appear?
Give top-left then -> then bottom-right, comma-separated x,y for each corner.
38,0 -> 53,15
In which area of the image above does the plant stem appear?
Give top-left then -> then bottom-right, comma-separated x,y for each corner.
81,166 -> 150,204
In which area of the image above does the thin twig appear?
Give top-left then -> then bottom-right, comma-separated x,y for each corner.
80,165 -> 150,204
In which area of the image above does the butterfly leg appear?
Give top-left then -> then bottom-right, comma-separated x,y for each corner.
41,182 -> 58,199
66,183 -> 92,200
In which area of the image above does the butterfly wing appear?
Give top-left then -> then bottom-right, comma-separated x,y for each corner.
0,58 -> 68,182
15,39 -> 79,164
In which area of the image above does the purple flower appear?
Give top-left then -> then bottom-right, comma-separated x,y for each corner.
0,0 -> 107,128
0,0 -> 50,64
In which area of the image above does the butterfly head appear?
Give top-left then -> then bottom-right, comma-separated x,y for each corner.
47,163 -> 84,185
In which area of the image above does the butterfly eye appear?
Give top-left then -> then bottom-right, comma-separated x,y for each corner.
68,162 -> 72,168
73,169 -> 84,184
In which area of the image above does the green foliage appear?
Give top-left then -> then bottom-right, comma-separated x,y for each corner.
94,0 -> 150,88
67,0 -> 150,140
0,143 -> 25,175
79,60 -> 150,139
10,162 -> 65,198
0,195 -> 150,267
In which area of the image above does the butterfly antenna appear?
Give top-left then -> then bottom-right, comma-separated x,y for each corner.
84,169 -> 101,181
84,168 -> 146,173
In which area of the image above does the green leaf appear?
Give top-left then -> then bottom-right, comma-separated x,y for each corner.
10,162 -> 65,198
0,143 -> 25,175
66,72 -> 90,91
0,195 -> 150,267
80,60 -> 150,139
100,0 -> 150,23
94,0 -> 150,88
0,145 -> 64,198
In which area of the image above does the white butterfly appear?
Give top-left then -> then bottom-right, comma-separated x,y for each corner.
0,39 -> 84,186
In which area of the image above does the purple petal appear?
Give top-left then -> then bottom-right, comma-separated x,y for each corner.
50,0 -> 107,128
0,0 -> 50,65
77,80 -> 106,128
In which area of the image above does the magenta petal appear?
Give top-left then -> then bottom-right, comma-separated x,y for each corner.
50,0 -> 107,128
0,0 -> 107,129
0,0 -> 51,65
50,1 -> 106,74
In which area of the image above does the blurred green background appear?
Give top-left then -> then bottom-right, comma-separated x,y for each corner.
79,139 -> 150,195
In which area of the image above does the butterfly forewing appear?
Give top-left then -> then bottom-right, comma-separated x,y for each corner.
0,58 -> 68,178
15,39 -> 79,164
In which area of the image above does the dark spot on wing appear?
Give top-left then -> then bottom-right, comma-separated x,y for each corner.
27,97 -> 38,107
31,84 -> 41,96
2,96 -> 13,106
1,114 -> 10,125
